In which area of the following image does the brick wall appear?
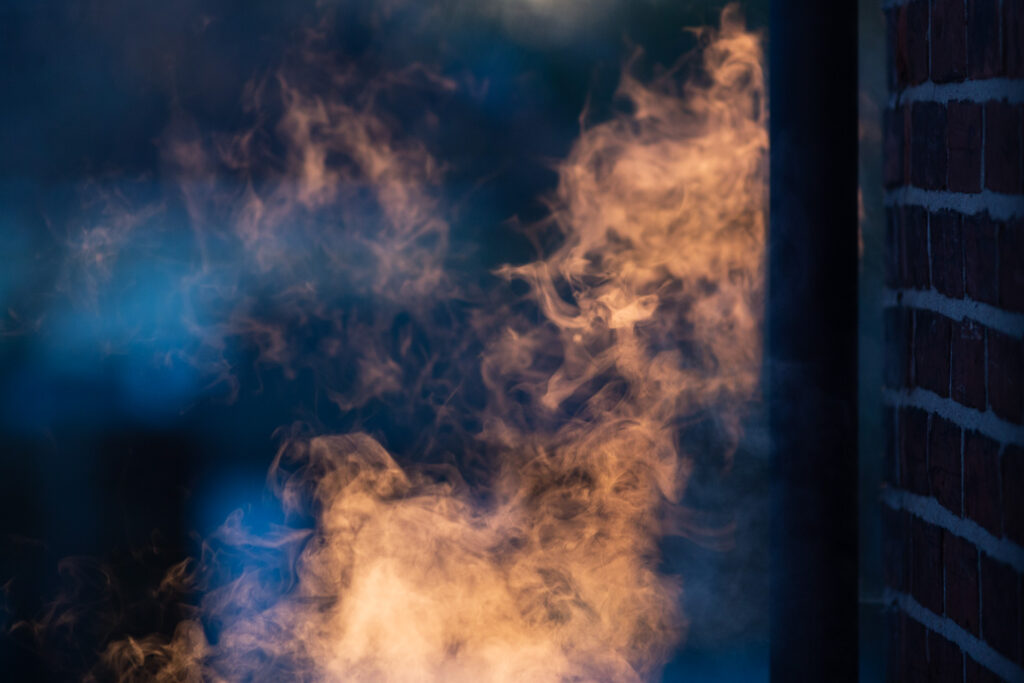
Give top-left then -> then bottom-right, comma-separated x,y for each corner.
882,0 -> 1024,680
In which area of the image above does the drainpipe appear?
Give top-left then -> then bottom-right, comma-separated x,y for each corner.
768,2 -> 859,681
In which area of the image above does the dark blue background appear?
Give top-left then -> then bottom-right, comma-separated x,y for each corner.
0,1 -> 769,679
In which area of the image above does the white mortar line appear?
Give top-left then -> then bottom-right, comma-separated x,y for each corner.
885,186 -> 1024,220
882,288 -> 1024,338
882,488 -> 1024,572
883,387 -> 1024,446
889,78 -> 1024,106
884,588 -> 1024,682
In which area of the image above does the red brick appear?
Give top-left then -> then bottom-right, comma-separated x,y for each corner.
965,430 -> 1002,535
883,506 -> 909,592
914,310 -> 952,397
966,657 -> 1004,682
911,517 -> 944,615
900,1 -> 932,86
944,531 -> 980,634
963,213 -> 999,305
902,205 -> 931,289
989,330 -> 1024,424
885,406 -> 899,485
947,100 -> 983,193
1007,0 -> 1024,79
886,611 -> 902,682
885,307 -> 912,389
931,0 -> 967,82
894,7 -> 909,88
985,102 -> 1022,194
953,319 -> 987,410
968,0 -> 1003,79
929,416 -> 962,514
1004,445 -> 1024,546
902,407 -> 931,496
930,211 -> 964,298
911,102 -> 948,190
895,614 -> 931,682
999,219 -> 1024,313
980,554 -> 1020,662
928,630 -> 964,682
885,107 -> 909,188
886,208 -> 902,287
887,9 -> 901,91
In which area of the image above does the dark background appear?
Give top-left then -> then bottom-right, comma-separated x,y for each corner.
0,1 -> 772,680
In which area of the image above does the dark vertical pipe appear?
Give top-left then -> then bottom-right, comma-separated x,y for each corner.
768,2 -> 859,681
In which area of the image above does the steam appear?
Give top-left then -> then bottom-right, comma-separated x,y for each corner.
42,6 -> 765,682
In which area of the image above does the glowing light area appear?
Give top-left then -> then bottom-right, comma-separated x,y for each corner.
491,0 -> 619,41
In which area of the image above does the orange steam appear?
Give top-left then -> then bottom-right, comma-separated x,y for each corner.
96,7 -> 765,682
